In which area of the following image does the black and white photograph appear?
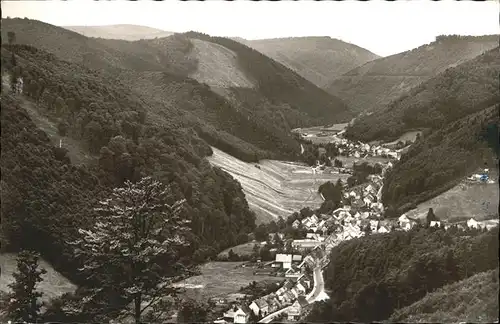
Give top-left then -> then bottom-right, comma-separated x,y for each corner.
0,0 -> 499,323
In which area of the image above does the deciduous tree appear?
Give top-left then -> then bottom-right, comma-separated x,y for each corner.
70,177 -> 191,324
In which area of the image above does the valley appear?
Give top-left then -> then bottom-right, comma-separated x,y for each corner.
1,3 -> 499,324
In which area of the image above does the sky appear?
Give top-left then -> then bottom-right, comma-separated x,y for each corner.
2,0 -> 499,57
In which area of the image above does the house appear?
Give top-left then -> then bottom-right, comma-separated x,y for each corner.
281,290 -> 295,304
292,219 -> 301,229
285,265 -> 302,278
296,280 -> 308,294
467,218 -> 480,229
306,233 -> 324,241
275,254 -> 293,269
430,221 -> 441,228
378,226 -> 389,233
292,239 -> 322,250
266,297 -> 280,313
223,307 -> 237,322
370,220 -> 380,232
249,298 -> 269,316
290,287 -> 300,298
287,296 -> 310,321
234,305 -> 252,324
292,255 -> 303,263
398,214 -> 412,230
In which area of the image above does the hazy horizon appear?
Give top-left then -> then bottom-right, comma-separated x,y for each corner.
2,0 -> 499,57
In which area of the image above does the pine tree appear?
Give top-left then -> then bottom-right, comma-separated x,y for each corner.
6,250 -> 47,322
70,177 -> 192,324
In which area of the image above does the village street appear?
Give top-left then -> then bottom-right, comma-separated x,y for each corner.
306,266 -> 325,303
258,265 -> 325,323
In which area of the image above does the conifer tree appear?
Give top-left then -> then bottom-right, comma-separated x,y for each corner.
6,250 -> 47,322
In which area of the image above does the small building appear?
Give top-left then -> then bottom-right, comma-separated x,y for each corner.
430,221 -> 441,228
467,218 -> 480,229
275,254 -> 293,269
378,226 -> 389,234
249,298 -> 269,316
292,219 -> 301,229
234,305 -> 252,324
287,296 -> 310,321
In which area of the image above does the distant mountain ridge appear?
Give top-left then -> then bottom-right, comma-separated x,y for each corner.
236,36 -> 380,88
345,46 -> 500,143
63,24 -> 174,41
327,34 -> 499,114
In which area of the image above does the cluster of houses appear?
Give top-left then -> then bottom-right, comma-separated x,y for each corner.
216,257 -> 317,323
216,133 -> 498,324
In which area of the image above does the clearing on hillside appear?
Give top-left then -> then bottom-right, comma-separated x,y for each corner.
0,253 -> 77,303
405,180 -> 499,222
188,39 -> 255,88
207,147 -> 349,223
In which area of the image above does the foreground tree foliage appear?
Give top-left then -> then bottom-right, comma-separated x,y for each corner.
306,225 -> 499,322
5,251 -> 47,323
70,177 -> 191,323
1,44 -> 256,320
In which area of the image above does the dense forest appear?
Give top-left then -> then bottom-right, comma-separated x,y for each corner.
306,225 -> 499,322
1,18 -> 353,163
390,268 -> 499,323
382,105 -> 499,215
345,47 -> 500,143
1,43 -> 258,314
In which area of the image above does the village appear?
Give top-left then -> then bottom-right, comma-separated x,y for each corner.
209,126 -> 498,324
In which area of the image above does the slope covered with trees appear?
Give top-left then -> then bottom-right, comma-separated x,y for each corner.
327,35 -> 498,114
390,268 -> 499,323
381,105 -> 499,215
1,43 -> 257,291
2,18 -> 352,163
345,47 -> 500,143
239,36 -> 379,88
306,225 -> 499,323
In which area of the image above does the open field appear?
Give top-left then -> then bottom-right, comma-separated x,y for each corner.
207,146 -> 350,223
336,156 -> 391,168
0,253 -> 77,303
218,242 -> 260,258
172,262 -> 283,301
405,181 -> 499,222
383,130 -> 423,146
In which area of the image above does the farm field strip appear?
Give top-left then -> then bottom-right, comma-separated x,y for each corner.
207,147 -> 347,223
173,262 -> 283,301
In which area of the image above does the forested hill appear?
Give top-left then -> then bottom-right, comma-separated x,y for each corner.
345,46 -> 500,143
238,36 -> 379,88
381,104 -> 499,215
306,225 -> 499,323
2,18 -> 353,163
1,44 -> 257,291
327,34 -> 499,114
